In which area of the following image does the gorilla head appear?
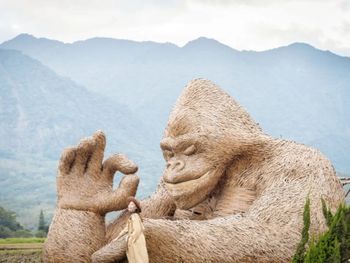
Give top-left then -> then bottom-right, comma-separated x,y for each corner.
161,79 -> 266,209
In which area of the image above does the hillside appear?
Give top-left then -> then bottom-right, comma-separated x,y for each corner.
0,49 -> 162,228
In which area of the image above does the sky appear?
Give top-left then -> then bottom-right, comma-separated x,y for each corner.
0,0 -> 350,56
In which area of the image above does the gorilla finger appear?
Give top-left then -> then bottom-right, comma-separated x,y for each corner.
58,146 -> 76,174
102,154 -> 138,179
118,174 -> 139,196
71,136 -> 96,174
87,130 -> 106,175
105,175 -> 140,212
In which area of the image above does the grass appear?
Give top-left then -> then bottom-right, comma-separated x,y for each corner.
0,248 -> 42,254
0,243 -> 43,249
0,250 -> 42,263
0,238 -> 45,244
0,238 -> 44,262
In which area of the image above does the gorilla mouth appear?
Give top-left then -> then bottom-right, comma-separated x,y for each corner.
164,170 -> 218,210
164,170 -> 212,192
164,170 -> 210,185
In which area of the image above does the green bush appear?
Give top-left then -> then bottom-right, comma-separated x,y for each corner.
12,229 -> 33,238
292,197 -> 311,263
293,199 -> 350,262
35,230 -> 47,238
0,225 -> 13,238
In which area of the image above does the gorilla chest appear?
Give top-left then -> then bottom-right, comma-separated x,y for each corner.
174,186 -> 256,220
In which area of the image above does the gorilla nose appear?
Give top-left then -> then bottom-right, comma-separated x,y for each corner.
167,160 -> 185,171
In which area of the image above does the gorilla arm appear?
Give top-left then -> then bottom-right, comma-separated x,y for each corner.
43,132 -> 139,263
92,178 -> 319,263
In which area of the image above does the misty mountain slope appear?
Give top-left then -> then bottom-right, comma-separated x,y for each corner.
0,49 -> 163,227
0,49 -> 150,157
2,34 -> 349,172
0,34 -> 181,108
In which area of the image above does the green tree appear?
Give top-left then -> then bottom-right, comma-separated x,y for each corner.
0,205 -> 32,238
292,197 -> 310,263
0,225 -> 12,238
36,209 -> 48,237
293,199 -> 350,262
0,206 -> 22,232
38,210 -> 46,231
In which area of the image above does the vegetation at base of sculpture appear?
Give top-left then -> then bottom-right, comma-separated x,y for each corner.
292,197 -> 311,263
43,79 -> 345,263
293,199 -> 350,262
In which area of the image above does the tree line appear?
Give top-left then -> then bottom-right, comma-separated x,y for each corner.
0,206 -> 48,238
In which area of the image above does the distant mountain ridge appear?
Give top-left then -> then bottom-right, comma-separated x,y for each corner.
1,34 -> 349,172
0,34 -> 349,227
0,48 -> 152,157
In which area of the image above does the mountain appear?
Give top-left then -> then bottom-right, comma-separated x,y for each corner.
2,34 -> 349,173
0,49 -> 149,156
0,49 -> 162,228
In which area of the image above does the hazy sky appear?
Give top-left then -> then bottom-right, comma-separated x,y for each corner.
0,0 -> 350,56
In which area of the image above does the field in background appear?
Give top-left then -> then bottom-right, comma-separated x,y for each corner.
0,238 -> 44,263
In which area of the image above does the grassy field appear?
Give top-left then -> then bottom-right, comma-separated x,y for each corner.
0,238 -> 44,263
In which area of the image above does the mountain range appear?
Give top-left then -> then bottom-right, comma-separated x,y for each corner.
0,34 -> 349,228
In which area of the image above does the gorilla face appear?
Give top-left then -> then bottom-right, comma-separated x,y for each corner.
161,133 -> 225,210
161,79 -> 264,210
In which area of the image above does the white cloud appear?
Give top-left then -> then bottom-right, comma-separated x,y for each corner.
0,0 -> 349,56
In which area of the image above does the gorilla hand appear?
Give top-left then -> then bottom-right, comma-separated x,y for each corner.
57,130 -> 139,215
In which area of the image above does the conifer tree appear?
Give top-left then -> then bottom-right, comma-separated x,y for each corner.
36,209 -> 48,237
292,197 -> 310,263
38,209 -> 46,232
293,198 -> 350,262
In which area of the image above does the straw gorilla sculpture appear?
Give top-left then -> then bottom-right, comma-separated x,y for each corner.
44,79 -> 344,263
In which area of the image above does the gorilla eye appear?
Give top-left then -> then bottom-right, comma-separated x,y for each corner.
183,145 -> 196,156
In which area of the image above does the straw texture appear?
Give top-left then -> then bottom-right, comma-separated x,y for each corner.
45,79 -> 345,263
103,79 -> 344,262
43,131 -> 139,262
